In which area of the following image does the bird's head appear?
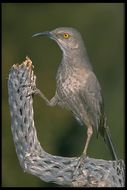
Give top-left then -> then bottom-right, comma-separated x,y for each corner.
32,27 -> 85,53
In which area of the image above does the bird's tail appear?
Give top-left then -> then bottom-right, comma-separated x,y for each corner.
104,125 -> 118,161
99,103 -> 118,161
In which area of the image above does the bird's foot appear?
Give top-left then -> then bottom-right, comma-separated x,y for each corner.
25,86 -> 39,97
23,86 -> 43,98
73,153 -> 87,178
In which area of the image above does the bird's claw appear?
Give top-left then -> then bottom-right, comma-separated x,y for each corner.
73,153 -> 87,178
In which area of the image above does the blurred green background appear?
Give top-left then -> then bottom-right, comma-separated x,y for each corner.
2,3 -> 124,187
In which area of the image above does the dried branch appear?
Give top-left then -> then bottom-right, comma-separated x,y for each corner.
8,57 -> 125,187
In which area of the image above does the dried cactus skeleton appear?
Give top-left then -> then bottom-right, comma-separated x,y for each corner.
8,57 -> 124,187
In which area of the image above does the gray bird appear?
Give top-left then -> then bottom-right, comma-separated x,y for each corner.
32,27 -> 118,168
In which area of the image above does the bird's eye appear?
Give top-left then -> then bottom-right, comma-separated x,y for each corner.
63,33 -> 70,39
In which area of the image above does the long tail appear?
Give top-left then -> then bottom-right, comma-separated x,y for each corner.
99,102 -> 118,160
104,125 -> 118,160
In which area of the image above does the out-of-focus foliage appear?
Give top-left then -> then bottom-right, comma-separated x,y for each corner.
2,3 -> 124,187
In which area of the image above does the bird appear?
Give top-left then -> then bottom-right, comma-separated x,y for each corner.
32,27 -> 118,170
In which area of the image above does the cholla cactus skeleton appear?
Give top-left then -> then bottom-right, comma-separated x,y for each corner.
8,56 -> 124,187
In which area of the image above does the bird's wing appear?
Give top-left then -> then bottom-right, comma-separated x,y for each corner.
78,73 -> 118,160
79,72 -> 105,137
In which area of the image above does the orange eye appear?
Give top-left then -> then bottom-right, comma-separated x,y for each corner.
63,33 -> 70,39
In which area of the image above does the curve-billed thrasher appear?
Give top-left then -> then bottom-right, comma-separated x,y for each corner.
32,27 -> 118,167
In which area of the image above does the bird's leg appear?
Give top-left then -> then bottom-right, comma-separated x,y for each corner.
27,87 -> 58,107
82,125 -> 93,156
73,126 -> 93,176
34,88 -> 58,107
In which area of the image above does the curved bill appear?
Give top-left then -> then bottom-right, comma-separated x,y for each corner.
32,31 -> 51,38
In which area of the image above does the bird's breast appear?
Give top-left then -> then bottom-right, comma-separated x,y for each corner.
56,67 -> 89,99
